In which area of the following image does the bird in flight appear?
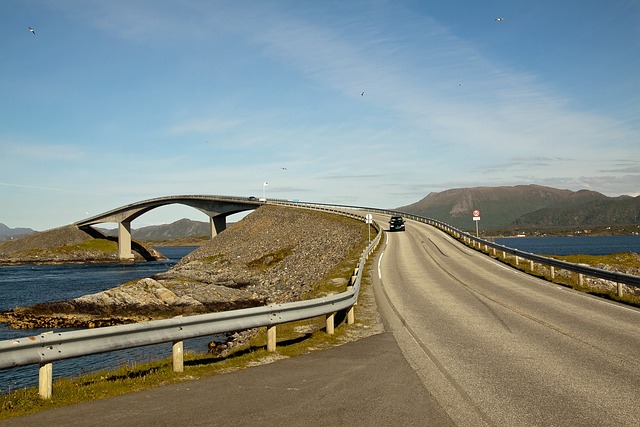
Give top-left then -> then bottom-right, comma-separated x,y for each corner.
361,91 -> 365,96
28,26 -> 36,35
281,167 -> 287,170
495,17 -> 504,22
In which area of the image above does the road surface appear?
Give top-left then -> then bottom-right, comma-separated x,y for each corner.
371,213 -> 640,426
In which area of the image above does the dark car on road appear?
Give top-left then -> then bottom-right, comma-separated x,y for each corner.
389,215 -> 405,232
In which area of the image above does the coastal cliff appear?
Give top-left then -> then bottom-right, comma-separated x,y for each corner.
0,206 -> 367,330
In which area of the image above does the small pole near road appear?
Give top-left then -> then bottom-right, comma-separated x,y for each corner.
472,209 -> 481,237
365,213 -> 373,242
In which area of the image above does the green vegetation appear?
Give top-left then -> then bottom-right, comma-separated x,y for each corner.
246,247 -> 294,269
468,240 -> 640,307
0,216 -> 377,421
201,253 -> 227,264
549,252 -> 639,270
59,239 -> 118,253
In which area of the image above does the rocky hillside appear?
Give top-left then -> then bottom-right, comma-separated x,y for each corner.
0,225 -> 164,265
0,205 -> 367,329
398,185 -> 639,231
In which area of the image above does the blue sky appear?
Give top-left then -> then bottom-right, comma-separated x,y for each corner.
2,1 -> 639,230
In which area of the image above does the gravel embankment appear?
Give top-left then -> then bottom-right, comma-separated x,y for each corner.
0,206 -> 367,329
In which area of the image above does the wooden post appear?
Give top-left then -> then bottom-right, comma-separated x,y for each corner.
326,313 -> 335,335
39,362 -> 53,399
346,285 -> 355,325
172,340 -> 184,373
267,325 -> 277,352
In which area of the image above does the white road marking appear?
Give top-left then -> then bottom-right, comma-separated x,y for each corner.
378,251 -> 384,279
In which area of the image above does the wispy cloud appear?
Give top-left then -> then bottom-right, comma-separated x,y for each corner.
167,116 -> 244,135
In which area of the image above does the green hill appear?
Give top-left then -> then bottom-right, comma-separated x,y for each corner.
398,185 -> 639,233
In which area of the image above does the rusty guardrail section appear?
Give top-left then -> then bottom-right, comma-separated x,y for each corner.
0,204 -> 382,399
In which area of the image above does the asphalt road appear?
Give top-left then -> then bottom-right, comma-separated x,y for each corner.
371,214 -> 640,426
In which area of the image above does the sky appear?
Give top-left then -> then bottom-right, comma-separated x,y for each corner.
2,0 -> 639,230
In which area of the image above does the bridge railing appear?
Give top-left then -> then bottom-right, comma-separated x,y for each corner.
0,205 -> 382,399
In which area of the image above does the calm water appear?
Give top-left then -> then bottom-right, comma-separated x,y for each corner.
0,246 -> 219,392
493,235 -> 640,256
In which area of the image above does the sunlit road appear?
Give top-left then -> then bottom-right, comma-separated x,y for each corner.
371,214 -> 640,426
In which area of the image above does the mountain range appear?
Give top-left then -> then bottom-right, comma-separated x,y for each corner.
2,185 -> 639,240
0,224 -> 35,243
397,184 -> 640,233
99,218 -> 211,241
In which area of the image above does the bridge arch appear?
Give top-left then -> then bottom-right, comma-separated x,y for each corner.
75,195 -> 261,260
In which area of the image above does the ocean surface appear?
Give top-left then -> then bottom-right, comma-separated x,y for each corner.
0,246 -> 212,392
493,235 -> 640,256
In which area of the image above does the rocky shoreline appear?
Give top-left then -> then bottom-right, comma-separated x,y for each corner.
0,206 -> 367,333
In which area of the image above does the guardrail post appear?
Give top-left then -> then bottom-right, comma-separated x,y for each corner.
172,340 -> 184,373
347,286 -> 357,325
617,282 -> 623,297
39,362 -> 53,399
326,313 -> 335,335
530,260 -> 535,271
515,256 -> 520,266
578,273 -> 584,288
267,325 -> 277,352
550,266 -> 555,281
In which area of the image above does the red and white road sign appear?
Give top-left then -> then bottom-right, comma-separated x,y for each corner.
472,210 -> 481,220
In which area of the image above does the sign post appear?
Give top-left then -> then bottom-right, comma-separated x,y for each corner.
365,213 -> 373,242
472,209 -> 481,237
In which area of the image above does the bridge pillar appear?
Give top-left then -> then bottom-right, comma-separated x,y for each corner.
118,221 -> 134,260
210,215 -> 226,238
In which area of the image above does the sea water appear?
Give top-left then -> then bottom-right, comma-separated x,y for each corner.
0,247 -> 215,392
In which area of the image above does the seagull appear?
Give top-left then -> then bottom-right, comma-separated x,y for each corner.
28,26 -> 36,35
361,91 -> 365,96
495,17 -> 504,22
281,167 -> 287,170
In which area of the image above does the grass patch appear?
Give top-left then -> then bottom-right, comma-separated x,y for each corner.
548,252 -> 639,270
246,247 -> 294,269
1,217 -> 379,421
201,253 -> 227,264
467,241 -> 640,307
55,239 -> 119,254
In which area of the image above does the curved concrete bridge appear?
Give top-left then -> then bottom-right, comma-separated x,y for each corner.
75,195 -> 261,260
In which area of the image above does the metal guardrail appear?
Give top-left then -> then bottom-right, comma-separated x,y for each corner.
374,208 -> 640,290
0,204 -> 382,399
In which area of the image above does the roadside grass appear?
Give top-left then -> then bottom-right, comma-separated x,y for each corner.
0,218 -> 378,421
470,242 -> 640,307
